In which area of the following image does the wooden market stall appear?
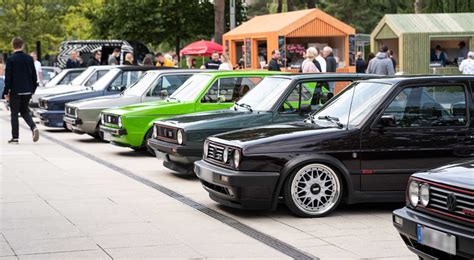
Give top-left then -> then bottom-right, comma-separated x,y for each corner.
371,13 -> 474,75
223,8 -> 356,72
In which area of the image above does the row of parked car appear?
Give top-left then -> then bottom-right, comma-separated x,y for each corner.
32,66 -> 473,259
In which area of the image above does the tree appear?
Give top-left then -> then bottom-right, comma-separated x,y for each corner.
277,0 -> 283,12
414,0 -> 422,13
307,0 -> 316,8
287,0 -> 295,11
214,0 -> 225,44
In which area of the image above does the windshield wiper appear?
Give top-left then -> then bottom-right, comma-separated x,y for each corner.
167,97 -> 180,102
305,115 -> 316,125
317,115 -> 343,128
235,102 -> 253,112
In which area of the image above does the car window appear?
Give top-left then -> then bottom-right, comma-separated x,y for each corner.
278,84 -> 312,114
382,85 -> 467,127
84,70 -> 108,86
129,71 -> 140,85
201,77 -> 262,103
147,74 -> 192,97
59,71 -> 81,85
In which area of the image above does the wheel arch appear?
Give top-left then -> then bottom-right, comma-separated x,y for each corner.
271,154 -> 355,209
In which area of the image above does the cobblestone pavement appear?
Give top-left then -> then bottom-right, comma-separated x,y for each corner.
0,109 -> 416,259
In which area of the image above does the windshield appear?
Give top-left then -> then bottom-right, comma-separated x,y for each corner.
169,74 -> 211,102
235,77 -> 292,111
91,69 -> 120,90
70,67 -> 94,86
312,82 -> 393,128
123,72 -> 159,96
45,69 -> 68,87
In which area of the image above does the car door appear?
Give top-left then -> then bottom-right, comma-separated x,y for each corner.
196,76 -> 263,112
84,69 -> 108,87
359,82 -> 471,191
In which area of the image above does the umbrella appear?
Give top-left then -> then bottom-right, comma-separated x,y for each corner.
179,40 -> 223,57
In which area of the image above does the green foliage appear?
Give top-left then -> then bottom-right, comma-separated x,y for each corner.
423,0 -> 474,12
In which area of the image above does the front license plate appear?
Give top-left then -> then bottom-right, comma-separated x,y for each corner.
417,224 -> 456,255
102,131 -> 111,141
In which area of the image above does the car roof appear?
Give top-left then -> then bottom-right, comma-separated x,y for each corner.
366,75 -> 474,85
265,73 -> 385,80
62,68 -> 86,72
146,69 -> 208,75
197,70 -> 289,77
111,65 -> 175,72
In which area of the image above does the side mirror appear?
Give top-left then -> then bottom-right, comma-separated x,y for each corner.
160,90 -> 168,97
380,114 -> 396,127
120,85 -> 127,92
320,92 -> 334,104
218,95 -> 225,103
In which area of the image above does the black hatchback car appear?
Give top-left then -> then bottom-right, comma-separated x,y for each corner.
393,159 -> 473,259
194,76 -> 474,217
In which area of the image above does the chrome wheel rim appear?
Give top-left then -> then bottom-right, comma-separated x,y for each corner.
291,164 -> 340,215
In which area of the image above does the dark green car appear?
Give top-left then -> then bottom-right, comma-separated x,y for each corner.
148,73 -> 381,174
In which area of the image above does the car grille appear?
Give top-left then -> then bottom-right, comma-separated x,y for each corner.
65,106 -> 77,118
103,114 -> 119,125
207,142 -> 226,162
425,183 -> 474,224
155,124 -> 177,143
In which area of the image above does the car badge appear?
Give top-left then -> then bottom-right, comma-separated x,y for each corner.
446,193 -> 457,212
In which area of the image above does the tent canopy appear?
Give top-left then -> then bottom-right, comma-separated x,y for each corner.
180,40 -> 223,56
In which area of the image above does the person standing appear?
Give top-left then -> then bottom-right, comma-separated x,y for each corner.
3,37 -> 40,144
218,54 -> 233,71
155,53 -> 174,67
301,47 -> 320,73
66,51 -> 81,68
142,54 -> 154,66
315,48 -> 326,73
268,50 -> 281,71
87,51 -> 101,67
458,41 -> 469,61
355,52 -> 366,73
323,46 -> 337,73
108,48 -> 120,65
430,45 -> 447,67
204,52 -> 222,69
459,52 -> 474,74
123,53 -> 134,65
367,46 -> 395,75
30,52 -> 43,87
389,50 -> 397,71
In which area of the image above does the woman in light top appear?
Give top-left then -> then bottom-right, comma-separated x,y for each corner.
218,54 -> 233,71
301,47 -> 320,73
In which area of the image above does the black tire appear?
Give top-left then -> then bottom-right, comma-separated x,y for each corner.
144,129 -> 156,156
283,163 -> 343,218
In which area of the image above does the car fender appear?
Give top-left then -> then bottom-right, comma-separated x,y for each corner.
271,153 -> 355,209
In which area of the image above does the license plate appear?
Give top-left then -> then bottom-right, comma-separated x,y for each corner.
102,131 -> 111,141
157,152 -> 169,161
417,224 -> 456,255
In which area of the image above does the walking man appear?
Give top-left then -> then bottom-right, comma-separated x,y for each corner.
3,37 -> 40,144
367,46 -> 395,76
66,51 -> 81,68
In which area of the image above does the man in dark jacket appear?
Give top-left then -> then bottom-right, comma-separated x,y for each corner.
355,52 -> 366,73
3,37 -> 39,144
66,51 -> 81,68
268,50 -> 281,71
87,51 -> 101,67
323,46 -> 337,73
204,52 -> 221,69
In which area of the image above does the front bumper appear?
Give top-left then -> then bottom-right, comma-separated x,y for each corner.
63,116 -> 84,132
35,109 -> 64,128
194,160 -> 280,210
99,125 -> 129,146
148,138 -> 201,174
393,207 -> 474,259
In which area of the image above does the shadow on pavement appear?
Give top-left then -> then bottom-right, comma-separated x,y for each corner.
113,150 -> 152,157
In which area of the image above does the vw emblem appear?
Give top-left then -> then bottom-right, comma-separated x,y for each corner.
446,193 -> 457,212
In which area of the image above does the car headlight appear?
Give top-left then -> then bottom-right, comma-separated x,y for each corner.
74,108 -> 78,117
203,141 -> 209,158
177,129 -> 184,145
408,180 -> 420,207
152,125 -> 157,138
233,149 -> 241,168
420,183 -> 430,207
100,114 -> 105,125
117,116 -> 122,128
223,147 -> 228,163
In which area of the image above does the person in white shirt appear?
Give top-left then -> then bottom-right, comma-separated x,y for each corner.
315,47 -> 326,73
30,52 -> 43,87
218,54 -> 233,71
459,52 -> 474,75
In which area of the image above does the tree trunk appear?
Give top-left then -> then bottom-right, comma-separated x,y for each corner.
307,0 -> 316,9
414,0 -> 422,13
277,0 -> 282,13
214,0 -> 225,45
287,0 -> 294,11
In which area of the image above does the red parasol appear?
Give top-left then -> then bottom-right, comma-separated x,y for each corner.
179,40 -> 223,56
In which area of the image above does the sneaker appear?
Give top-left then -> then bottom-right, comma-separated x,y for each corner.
8,138 -> 19,144
32,128 -> 39,142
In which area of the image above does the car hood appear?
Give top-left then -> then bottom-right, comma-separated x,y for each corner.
103,100 -> 189,116
209,121 -> 346,153
159,109 -> 271,131
414,159 -> 474,191
33,84 -> 86,102
68,94 -> 138,110
42,89 -> 104,104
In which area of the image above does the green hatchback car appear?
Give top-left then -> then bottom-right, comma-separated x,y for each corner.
99,71 -> 285,153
